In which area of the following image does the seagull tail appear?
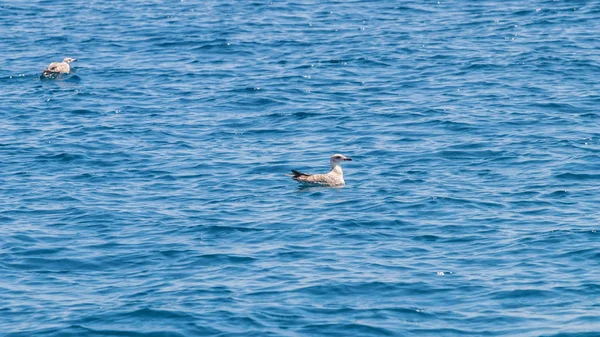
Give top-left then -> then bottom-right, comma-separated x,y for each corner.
41,70 -> 59,78
291,170 -> 310,178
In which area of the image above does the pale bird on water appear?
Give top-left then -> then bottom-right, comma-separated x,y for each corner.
289,154 -> 353,186
42,57 -> 77,78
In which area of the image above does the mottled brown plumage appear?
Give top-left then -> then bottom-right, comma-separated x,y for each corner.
42,57 -> 77,78
289,154 -> 353,186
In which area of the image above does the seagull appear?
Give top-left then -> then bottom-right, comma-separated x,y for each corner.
289,154 -> 353,186
41,57 -> 77,78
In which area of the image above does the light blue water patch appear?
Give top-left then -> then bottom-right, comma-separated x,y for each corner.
1,1 -> 599,336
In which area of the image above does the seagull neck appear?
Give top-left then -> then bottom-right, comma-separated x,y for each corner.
330,164 -> 343,174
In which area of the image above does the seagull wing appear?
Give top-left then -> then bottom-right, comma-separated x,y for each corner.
46,62 -> 60,72
46,62 -> 70,73
290,170 -> 334,185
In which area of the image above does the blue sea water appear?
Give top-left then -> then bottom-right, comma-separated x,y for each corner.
1,0 -> 600,336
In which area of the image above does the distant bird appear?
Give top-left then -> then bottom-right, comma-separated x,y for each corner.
41,57 -> 77,78
289,154 -> 353,186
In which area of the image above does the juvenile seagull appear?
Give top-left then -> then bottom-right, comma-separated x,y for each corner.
42,57 -> 77,78
289,154 -> 353,186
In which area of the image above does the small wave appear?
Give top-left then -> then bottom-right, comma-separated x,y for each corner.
35,152 -> 85,162
555,172 -> 600,181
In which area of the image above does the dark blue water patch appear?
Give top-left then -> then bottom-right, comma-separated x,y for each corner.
555,172 -> 600,181
298,323 -> 395,336
7,324 -> 200,337
541,333 -> 600,337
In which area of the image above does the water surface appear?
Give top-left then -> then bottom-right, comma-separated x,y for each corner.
1,1 -> 599,336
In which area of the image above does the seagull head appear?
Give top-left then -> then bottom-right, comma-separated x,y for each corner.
330,154 -> 352,166
63,57 -> 77,64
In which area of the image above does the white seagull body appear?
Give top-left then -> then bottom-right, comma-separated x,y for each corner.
289,154 -> 353,186
42,57 -> 77,78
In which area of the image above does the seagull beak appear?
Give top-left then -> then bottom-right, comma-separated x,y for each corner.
344,157 -> 353,161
